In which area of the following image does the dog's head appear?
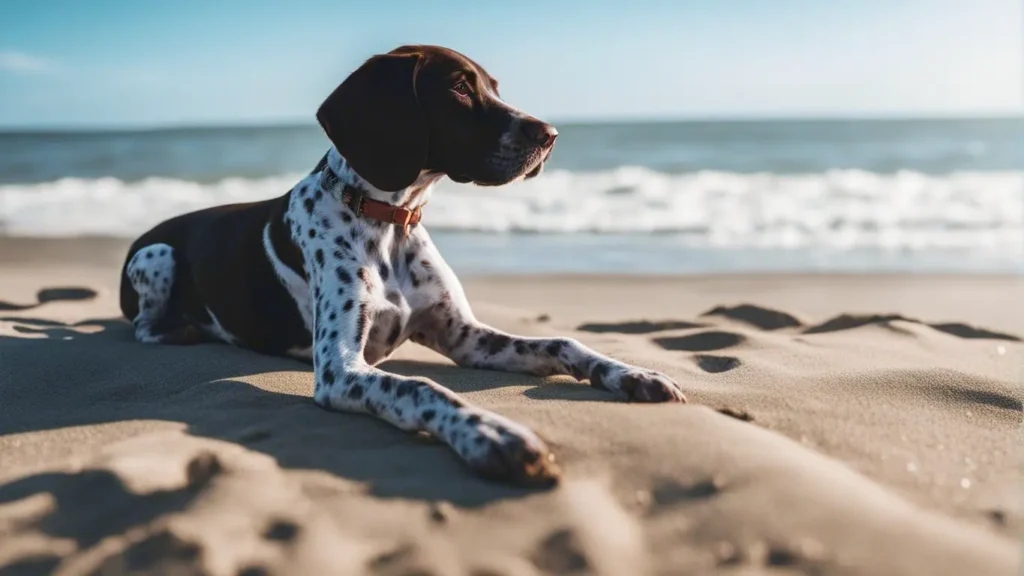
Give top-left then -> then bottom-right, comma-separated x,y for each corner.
316,45 -> 557,192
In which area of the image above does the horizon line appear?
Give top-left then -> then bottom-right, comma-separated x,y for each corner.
1,109 -> 1021,134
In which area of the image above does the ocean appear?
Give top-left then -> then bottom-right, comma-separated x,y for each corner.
1,117 -> 1021,274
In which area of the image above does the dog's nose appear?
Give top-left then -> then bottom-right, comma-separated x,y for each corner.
521,120 -> 558,148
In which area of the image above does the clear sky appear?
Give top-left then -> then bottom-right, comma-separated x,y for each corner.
0,0 -> 1020,128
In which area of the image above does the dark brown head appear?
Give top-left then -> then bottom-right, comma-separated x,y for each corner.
316,45 -> 557,192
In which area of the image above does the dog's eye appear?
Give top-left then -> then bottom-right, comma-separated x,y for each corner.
452,81 -> 471,96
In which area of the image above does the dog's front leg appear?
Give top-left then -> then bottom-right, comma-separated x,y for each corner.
307,264 -> 559,485
414,310 -> 687,403
399,237 -> 686,404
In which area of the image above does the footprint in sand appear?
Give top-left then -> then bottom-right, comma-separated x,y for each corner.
530,528 -> 590,574
716,407 -> 754,422
0,286 -> 98,311
654,331 -> 746,352
648,477 -> 724,509
701,304 -> 804,331
694,354 -> 741,373
577,319 -> 706,334
803,313 -> 1021,341
185,451 -> 223,489
99,530 -> 202,574
578,316 -> 747,371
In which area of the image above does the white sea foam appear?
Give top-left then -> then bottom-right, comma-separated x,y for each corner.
1,168 -> 1021,254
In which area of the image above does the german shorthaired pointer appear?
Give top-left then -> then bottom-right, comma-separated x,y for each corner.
120,45 -> 686,485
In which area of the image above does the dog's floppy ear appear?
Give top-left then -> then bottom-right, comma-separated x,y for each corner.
317,53 -> 427,192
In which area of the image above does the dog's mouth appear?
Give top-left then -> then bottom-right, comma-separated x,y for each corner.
457,145 -> 552,187
523,146 -> 553,180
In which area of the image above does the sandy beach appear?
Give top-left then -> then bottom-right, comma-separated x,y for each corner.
0,237 -> 1019,576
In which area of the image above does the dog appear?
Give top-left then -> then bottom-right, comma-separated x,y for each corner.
119,45 -> 686,485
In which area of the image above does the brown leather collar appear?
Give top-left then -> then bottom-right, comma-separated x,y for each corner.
319,162 -> 425,234
340,185 -> 424,235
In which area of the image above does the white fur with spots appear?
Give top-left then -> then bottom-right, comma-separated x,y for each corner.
125,243 -> 177,344
275,147 -> 685,483
126,243 -> 240,346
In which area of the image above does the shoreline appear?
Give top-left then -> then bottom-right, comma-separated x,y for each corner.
1,235 -> 1021,276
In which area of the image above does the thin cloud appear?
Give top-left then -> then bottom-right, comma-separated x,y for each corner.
0,50 -> 57,74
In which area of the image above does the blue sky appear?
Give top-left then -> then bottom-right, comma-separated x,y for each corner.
0,0 -> 1020,128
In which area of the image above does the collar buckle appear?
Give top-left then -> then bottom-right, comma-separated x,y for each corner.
393,206 -> 412,228
343,186 -> 365,217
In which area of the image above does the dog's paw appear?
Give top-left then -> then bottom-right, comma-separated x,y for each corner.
450,409 -> 561,487
591,364 -> 687,403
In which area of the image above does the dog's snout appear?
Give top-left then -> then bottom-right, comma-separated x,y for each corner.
521,120 -> 558,148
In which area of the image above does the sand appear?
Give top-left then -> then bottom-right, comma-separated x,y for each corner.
0,237 -> 1020,576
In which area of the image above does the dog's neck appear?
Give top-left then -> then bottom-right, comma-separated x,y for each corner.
319,147 -> 439,210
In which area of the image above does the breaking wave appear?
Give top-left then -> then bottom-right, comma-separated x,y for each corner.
1,167 -> 1021,253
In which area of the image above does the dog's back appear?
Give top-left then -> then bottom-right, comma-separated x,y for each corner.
118,195 -> 294,347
